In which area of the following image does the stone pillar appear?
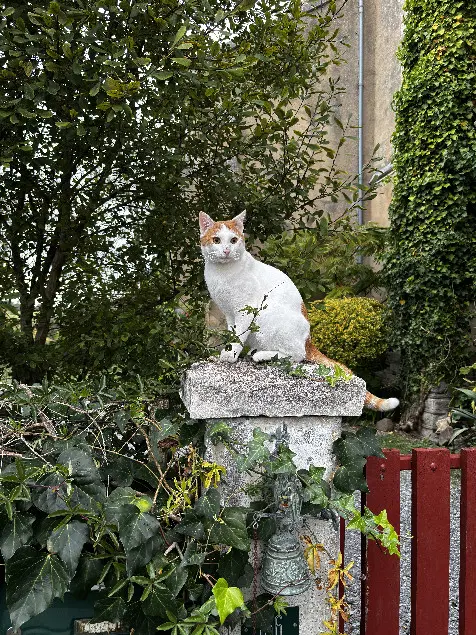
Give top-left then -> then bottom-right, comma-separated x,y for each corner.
181,359 -> 366,634
421,383 -> 451,439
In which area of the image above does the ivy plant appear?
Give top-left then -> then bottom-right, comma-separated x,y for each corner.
0,377 -> 399,634
384,0 -> 476,403
0,379 -> 253,633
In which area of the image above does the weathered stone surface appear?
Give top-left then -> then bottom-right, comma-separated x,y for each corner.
204,415 -> 340,635
180,358 -> 358,635
376,417 -> 395,432
424,401 -> 450,417
435,417 -> 454,446
205,416 -> 341,507
181,359 -> 366,419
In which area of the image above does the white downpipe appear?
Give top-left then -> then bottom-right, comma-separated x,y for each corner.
358,0 -> 364,226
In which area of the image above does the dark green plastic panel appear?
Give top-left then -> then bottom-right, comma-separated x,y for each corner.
242,606 -> 299,635
0,590 -> 126,635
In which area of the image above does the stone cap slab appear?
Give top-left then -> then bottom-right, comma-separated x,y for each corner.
181,359 -> 366,418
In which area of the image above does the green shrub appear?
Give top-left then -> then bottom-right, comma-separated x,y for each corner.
308,297 -> 388,370
260,221 -> 387,303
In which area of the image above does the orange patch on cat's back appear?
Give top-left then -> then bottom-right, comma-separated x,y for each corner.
200,220 -> 244,245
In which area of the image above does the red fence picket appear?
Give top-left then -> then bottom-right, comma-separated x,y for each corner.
344,448 -> 476,635
362,449 -> 401,635
411,448 -> 451,635
459,448 -> 476,635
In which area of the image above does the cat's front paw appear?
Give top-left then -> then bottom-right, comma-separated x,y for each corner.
220,347 -> 240,363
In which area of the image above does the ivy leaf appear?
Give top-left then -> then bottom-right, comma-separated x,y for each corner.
254,516 -> 277,541
236,428 -> 270,471
93,593 -> 126,623
104,487 -> 138,523
46,520 -> 89,575
175,510 -> 205,540
32,473 -> 69,513
372,509 -> 400,556
208,507 -> 249,551
164,565 -> 188,597
118,504 -> 160,553
303,482 -> 329,507
125,601 -> 161,635
212,578 -> 244,624
194,487 -> 221,519
242,593 -> 275,632
217,548 -> 250,586
102,456 -> 134,487
0,512 -> 35,560
44,448 -> 106,513
356,427 -> 385,458
69,482 -> 105,513
333,458 -> 368,494
126,533 -> 164,576
70,555 -> 103,598
183,542 -> 206,567
6,546 -> 70,630
207,420 -> 232,444
271,445 -> 296,474
142,583 -> 177,617
298,466 -> 330,506
332,434 -> 365,465
309,465 -> 326,481
151,417 -> 179,442
58,448 -> 106,502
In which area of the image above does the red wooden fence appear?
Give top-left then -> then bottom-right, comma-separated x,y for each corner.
341,447 -> 476,635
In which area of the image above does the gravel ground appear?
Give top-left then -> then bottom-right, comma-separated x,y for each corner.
343,471 -> 461,634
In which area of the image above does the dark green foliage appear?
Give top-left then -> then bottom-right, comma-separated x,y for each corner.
0,377 -> 400,630
261,222 -> 387,303
384,0 -> 476,400
332,428 -> 384,494
0,0 -> 375,383
0,380 -> 254,631
448,362 -> 476,448
6,546 -> 70,628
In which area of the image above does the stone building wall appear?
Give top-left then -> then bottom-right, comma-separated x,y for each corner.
305,0 -> 404,226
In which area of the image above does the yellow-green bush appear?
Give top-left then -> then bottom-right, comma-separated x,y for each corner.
308,297 -> 388,370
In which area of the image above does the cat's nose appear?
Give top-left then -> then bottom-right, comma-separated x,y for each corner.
223,248 -> 230,255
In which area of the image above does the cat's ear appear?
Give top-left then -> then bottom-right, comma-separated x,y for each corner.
231,211 -> 246,233
199,212 -> 215,236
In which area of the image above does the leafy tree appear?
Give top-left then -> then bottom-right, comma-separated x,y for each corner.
1,0 -> 369,383
384,0 -> 476,406
260,221 -> 386,302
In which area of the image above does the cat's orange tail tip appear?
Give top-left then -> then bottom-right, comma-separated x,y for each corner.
364,393 -> 400,412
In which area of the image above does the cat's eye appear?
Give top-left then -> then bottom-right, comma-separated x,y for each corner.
213,237 -> 221,244
230,237 -> 238,244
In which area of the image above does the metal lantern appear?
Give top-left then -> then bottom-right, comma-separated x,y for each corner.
261,466 -> 311,596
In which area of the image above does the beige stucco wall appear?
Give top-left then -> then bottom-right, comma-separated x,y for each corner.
305,0 -> 404,226
363,0 -> 404,225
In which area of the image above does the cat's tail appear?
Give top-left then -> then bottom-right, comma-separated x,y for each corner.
304,339 -> 399,413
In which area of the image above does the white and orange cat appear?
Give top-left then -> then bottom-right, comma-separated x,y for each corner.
199,211 -> 399,412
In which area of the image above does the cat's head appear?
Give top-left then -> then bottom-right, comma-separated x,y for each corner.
199,211 -> 246,264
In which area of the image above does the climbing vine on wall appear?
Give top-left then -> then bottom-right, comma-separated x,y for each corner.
384,0 -> 476,400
